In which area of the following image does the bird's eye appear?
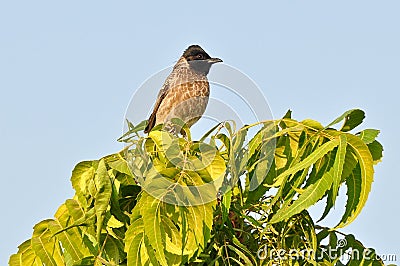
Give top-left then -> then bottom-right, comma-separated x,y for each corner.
197,54 -> 204,59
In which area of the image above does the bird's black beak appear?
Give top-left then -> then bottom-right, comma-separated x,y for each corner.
207,58 -> 223,64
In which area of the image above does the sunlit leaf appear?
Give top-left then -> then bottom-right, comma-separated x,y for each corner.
332,134 -> 347,204
269,157 -> 335,223
273,138 -> 339,187
358,129 -> 380,144
326,109 -> 365,131
94,159 -> 112,241
335,134 -> 374,229
140,192 -> 168,265
9,240 -> 42,266
31,220 -> 64,266
9,109 -> 383,266
49,204 -> 90,262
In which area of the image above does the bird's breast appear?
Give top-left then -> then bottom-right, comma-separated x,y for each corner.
155,80 -> 210,127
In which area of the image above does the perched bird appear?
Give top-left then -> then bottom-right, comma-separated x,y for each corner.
144,45 -> 222,134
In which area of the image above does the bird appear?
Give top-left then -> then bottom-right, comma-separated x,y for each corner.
144,45 -> 222,134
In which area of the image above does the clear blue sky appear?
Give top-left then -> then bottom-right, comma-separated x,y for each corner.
1,1 -> 399,264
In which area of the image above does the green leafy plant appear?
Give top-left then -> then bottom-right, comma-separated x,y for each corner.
9,109 -> 384,265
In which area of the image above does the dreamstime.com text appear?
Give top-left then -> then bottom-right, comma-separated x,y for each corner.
256,240 -> 397,263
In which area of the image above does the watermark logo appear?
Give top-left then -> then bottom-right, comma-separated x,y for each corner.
257,238 -> 397,263
337,238 -> 347,248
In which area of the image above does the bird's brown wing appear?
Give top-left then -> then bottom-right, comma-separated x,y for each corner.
144,86 -> 169,133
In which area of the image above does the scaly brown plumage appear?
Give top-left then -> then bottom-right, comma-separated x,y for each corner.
144,45 -> 222,134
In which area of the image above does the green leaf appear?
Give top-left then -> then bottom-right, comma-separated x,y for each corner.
148,130 -> 174,151
161,215 -> 184,256
232,128 -> 247,155
269,154 -> 335,224
316,229 -> 329,243
301,119 -> 324,130
127,232 -> 147,265
126,186 -> 215,265
72,256 -> 97,266
106,215 -> 125,228
117,119 -> 147,142
367,140 -> 384,164
332,134 -> 347,204
31,220 -> 64,266
65,199 -> 85,222
109,179 -> 129,223
194,202 -> 214,245
199,122 -> 223,142
9,240 -> 42,266
283,109 -> 292,119
102,235 -> 123,264
48,204 -> 91,262
107,155 -> 132,176
247,127 -> 264,159
223,120 -> 235,136
215,133 -> 231,153
245,160 -> 276,203
358,129 -> 380,144
335,166 -> 362,229
340,147 -> 359,182
249,140 -> 275,191
335,133 -> 374,229
140,192 -> 168,266
124,200 -> 151,264
204,148 -> 227,182
227,243 -> 256,265
326,109 -> 365,131
221,190 -> 232,223
317,188 -> 334,223
94,159 -> 112,241
273,138 -> 340,187
71,160 -> 98,207
340,109 -> 365,132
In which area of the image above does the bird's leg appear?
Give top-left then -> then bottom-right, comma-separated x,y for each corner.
164,121 -> 189,139
180,128 -> 187,139
164,121 -> 180,137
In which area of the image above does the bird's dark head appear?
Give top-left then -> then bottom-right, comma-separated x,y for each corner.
182,45 -> 222,75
